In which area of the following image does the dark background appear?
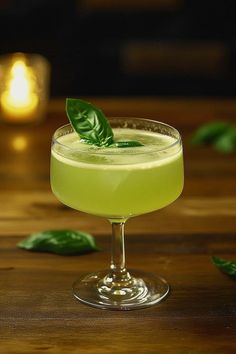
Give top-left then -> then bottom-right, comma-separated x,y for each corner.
0,0 -> 235,97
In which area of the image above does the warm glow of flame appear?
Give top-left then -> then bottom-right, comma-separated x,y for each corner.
0,57 -> 38,121
11,136 -> 28,151
9,60 -> 34,106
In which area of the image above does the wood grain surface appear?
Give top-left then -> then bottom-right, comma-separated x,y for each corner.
0,98 -> 236,354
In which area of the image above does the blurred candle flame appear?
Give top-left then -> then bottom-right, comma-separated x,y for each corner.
0,57 -> 38,121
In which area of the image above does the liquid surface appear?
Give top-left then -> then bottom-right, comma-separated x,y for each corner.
51,128 -> 184,218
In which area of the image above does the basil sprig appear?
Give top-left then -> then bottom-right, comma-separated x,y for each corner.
66,98 -> 144,148
212,256 -> 236,278
17,230 -> 99,255
191,121 -> 236,154
66,98 -> 114,147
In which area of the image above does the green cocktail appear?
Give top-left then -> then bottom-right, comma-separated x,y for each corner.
51,127 -> 183,219
50,117 -> 184,310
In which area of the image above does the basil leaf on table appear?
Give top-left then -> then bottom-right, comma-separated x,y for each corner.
66,98 -> 114,147
66,98 -> 144,148
17,230 -> 99,255
191,121 -> 230,146
213,127 -> 236,154
212,256 -> 236,278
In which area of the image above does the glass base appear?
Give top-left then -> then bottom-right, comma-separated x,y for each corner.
73,270 -> 169,310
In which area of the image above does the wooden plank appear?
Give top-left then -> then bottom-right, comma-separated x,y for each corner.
47,98 -> 236,126
1,192 -> 236,235
0,237 -> 236,353
1,317 -> 236,354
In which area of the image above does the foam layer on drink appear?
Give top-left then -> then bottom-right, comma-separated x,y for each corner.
52,128 -> 181,170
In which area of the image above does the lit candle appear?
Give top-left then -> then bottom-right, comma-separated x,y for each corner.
0,57 -> 38,122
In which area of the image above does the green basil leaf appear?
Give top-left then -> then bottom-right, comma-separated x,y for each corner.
191,121 -> 230,145
17,230 -> 99,255
213,128 -> 236,154
66,98 -> 114,147
66,98 -> 144,148
212,256 -> 236,278
110,140 -> 144,148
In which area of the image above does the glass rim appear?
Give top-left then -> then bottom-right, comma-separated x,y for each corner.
52,117 -> 182,156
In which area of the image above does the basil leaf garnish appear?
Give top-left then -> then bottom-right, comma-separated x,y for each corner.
17,230 -> 99,255
110,140 -> 144,148
191,121 -> 230,145
212,256 -> 236,278
66,98 -> 144,148
66,98 -> 114,147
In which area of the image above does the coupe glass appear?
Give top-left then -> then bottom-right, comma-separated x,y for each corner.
50,118 -> 184,310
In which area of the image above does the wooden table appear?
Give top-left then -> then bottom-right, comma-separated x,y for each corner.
1,98 -> 236,353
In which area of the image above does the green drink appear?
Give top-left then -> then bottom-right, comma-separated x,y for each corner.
51,127 -> 183,219
50,116 -> 184,310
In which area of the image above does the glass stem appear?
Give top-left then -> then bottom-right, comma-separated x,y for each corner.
108,220 -> 132,285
